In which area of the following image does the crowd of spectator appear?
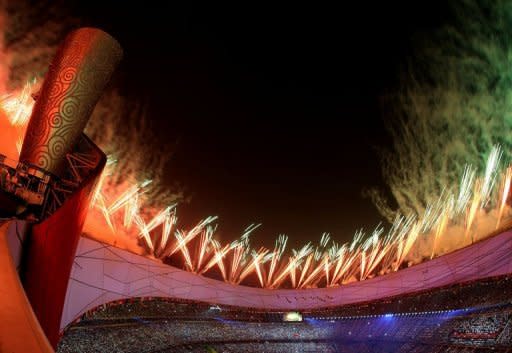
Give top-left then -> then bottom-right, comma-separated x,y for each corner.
308,274 -> 512,318
58,306 -> 512,352
57,275 -> 512,352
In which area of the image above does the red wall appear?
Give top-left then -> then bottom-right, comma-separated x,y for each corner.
23,152 -> 105,348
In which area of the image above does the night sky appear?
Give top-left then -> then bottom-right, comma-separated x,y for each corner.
75,2 -> 448,249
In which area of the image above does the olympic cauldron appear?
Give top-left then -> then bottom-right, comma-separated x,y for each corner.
0,28 -> 122,348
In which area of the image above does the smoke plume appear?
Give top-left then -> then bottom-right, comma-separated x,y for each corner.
372,0 -> 512,221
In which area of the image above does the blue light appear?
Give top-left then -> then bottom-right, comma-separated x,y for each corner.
384,313 -> 393,318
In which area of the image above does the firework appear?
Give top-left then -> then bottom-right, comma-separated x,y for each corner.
430,197 -> 452,259
296,233 -> 330,288
480,145 -> 502,208
496,167 -> 512,229
200,239 -> 229,280
393,221 -> 420,271
455,165 -> 476,215
360,226 -> 392,280
195,225 -> 216,272
264,234 -> 288,288
465,180 -> 482,243
1,85 -> 512,290
227,224 -> 260,283
2,81 -> 35,127
237,247 -> 270,286
271,243 -> 313,289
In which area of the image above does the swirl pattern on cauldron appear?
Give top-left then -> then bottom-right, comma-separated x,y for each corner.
19,28 -> 122,177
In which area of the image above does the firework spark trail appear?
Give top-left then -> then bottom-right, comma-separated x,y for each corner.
328,230 -> 366,285
328,243 -> 346,286
430,198 -> 452,259
174,230 -> 194,271
323,253 -> 331,286
359,231 -> 373,281
480,145 -> 502,208
326,242 -> 342,284
4,7 -> 512,290
264,234 -> 288,288
299,255 -> 331,288
456,165 -> 476,216
137,205 -> 175,243
107,181 -> 151,216
352,230 -> 372,277
377,219 -> 401,272
159,208 -> 177,253
236,247 -> 270,285
98,179 -> 151,233
393,221 -> 420,271
397,214 -> 417,240
305,252 -> 335,288
2,86 -> 512,290
0,82 -> 35,160
297,253 -> 314,288
344,249 -> 363,284
296,233 -> 330,288
430,212 -> 447,259
96,196 -> 115,234
2,81 -> 35,127
381,214 -> 411,271
131,204 -> 177,253
133,214 -> 154,251
465,179 -> 482,243
370,1 -> 512,229
123,193 -> 139,228
314,233 -> 331,260
420,190 -> 448,234
364,240 -> 392,280
200,240 -> 229,281
271,243 -> 313,289
196,225 -> 216,271
360,226 -> 389,280
91,158 -> 116,206
342,250 -> 362,283
228,224 -> 260,283
15,136 -> 23,155
227,242 -> 246,283
167,216 -> 218,257
496,167 -> 512,230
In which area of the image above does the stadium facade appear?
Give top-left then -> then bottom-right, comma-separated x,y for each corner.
60,227 -> 512,330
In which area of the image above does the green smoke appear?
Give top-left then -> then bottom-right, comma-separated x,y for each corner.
372,0 -> 512,221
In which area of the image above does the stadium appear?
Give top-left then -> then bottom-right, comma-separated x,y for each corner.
1,8 -> 512,353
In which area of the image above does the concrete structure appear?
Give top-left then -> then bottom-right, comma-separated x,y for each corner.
61,228 -> 512,330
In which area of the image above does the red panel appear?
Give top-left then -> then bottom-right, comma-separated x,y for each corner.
23,153 -> 105,348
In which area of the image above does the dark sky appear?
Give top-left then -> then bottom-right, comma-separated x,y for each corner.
76,2 -> 447,249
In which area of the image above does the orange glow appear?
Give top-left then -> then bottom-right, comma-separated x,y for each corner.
2,84 -> 512,290
0,83 -> 35,160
